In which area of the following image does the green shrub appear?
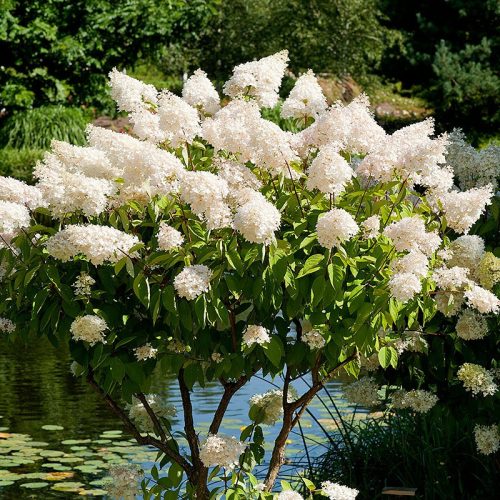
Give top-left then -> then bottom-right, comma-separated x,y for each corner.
0,148 -> 44,182
0,106 -> 89,149
312,409 -> 498,499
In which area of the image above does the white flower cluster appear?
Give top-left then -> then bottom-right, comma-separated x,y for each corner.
457,363 -> 497,397
464,285 -> 500,314
234,191 -> 281,245
215,158 -> 261,200
301,329 -> 326,350
105,464 -> 142,500
109,68 -> 157,114
242,325 -> 271,348
446,129 -> 500,191
34,152 -> 116,217
433,266 -> 471,290
391,331 -> 428,355
202,99 -> 299,178
439,186 -> 493,234
317,208 -> 358,249
455,310 -> 488,340
447,235 -> 485,273
298,94 -> 385,155
321,481 -> 359,500
199,433 -> 246,469
361,215 -> 380,239
343,376 -> 379,407
277,491 -> 304,500
156,223 -> 184,251
476,252 -> 500,290
128,394 -> 176,432
388,272 -> 422,303
158,90 -> 201,146
0,200 -> 31,246
46,224 -> 140,266
0,317 -> 15,333
134,343 -> 158,361
306,145 -> 355,196
70,315 -> 108,345
173,265 -> 212,300
182,69 -> 220,116
383,217 -> 441,256
249,388 -> 296,426
223,50 -> 289,108
391,389 -> 438,413
72,272 -> 95,297
281,70 -> 327,120
180,170 -> 231,230
474,424 -> 500,455
0,176 -> 44,210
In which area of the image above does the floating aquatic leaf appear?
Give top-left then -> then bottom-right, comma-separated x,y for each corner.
101,430 -> 122,435
70,446 -> 88,451
51,481 -> 85,492
0,480 -> 14,486
21,481 -> 49,489
92,439 -> 112,444
61,439 -> 92,445
41,425 -> 64,431
44,472 -> 75,481
51,456 -> 84,463
79,489 -> 108,496
41,463 -> 72,472
75,465 -> 101,474
0,427 -> 9,432
27,441 -> 49,447
40,450 -> 65,457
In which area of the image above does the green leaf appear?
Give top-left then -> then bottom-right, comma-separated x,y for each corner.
133,273 -> 150,307
263,336 -> 284,368
297,254 -> 324,278
378,346 -> 398,369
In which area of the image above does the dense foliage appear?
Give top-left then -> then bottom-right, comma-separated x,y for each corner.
380,0 -> 500,136
0,0 -> 217,111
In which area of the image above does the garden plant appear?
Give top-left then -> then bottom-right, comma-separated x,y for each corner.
0,51 -> 498,499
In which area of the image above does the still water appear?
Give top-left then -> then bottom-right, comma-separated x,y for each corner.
0,338 -> 363,498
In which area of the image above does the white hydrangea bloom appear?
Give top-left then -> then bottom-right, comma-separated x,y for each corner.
223,50 -> 289,108
447,235 -> 485,272
391,389 -> 438,413
464,284 -> 500,314
108,68 -> 158,113
0,200 -> 31,245
134,343 -> 158,361
70,315 -> 108,345
182,69 -> 220,116
173,265 -> 212,300
46,224 -> 139,265
306,145 -> 355,195
301,329 -> 326,350
390,251 -> 428,278
321,481 -> 359,500
157,223 -> 184,251
474,424 -> 500,455
242,325 -> 271,348
361,215 -> 380,239
446,129 -> 500,191
343,376 -> 379,407
360,353 -> 380,372
180,170 -> 230,229
316,208 -> 358,249
389,272 -> 422,302
34,153 -> 116,217
391,331 -> 428,355
234,191 -> 281,245
456,310 -> 488,340
277,491 -> 304,500
457,363 -> 497,397
128,394 -> 176,432
72,272 -> 95,297
0,317 -> 15,333
129,109 -> 166,144
0,176 -> 44,210
281,70 -> 327,120
211,352 -> 223,364
157,90 -> 202,147
215,158 -> 262,199
199,434 -> 246,469
249,388 -> 297,426
432,266 -> 471,290
439,185 -> 493,234
105,464 -> 142,500
50,140 -> 120,180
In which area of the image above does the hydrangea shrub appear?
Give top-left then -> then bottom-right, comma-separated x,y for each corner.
0,51 -> 498,498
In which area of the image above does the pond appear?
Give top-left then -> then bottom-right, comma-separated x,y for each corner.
0,338 -> 365,498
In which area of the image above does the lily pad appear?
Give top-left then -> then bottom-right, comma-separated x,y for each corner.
79,489 -> 108,496
40,450 -> 65,457
0,480 -> 14,486
41,425 -> 64,431
62,439 -> 92,445
21,482 -> 49,489
51,481 -> 85,492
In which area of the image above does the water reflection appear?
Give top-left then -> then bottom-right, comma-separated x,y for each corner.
0,338 -> 363,498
